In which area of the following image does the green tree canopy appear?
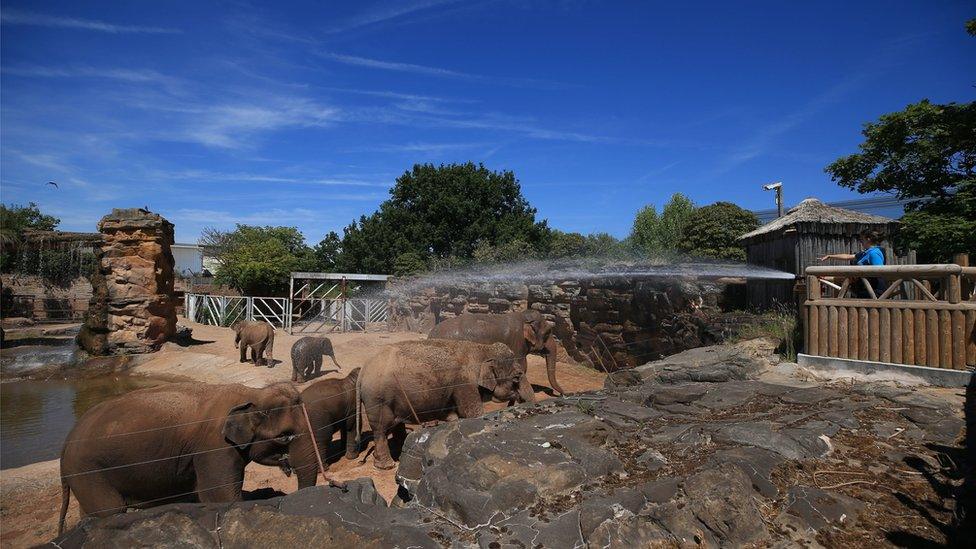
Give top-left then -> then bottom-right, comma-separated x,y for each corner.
312,231 -> 342,272
680,202 -> 758,261
339,163 -> 550,273
213,225 -> 317,295
824,100 -> 975,261
630,193 -> 695,255
1,202 -> 63,274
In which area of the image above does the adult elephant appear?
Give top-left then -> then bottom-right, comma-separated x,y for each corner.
358,340 -> 522,470
428,309 -> 563,402
58,382 -> 303,534
289,368 -> 360,488
232,320 -> 275,366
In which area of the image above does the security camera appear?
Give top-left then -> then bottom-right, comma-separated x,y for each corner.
762,182 -> 782,191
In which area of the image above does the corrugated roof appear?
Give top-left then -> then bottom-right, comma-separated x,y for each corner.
739,197 -> 895,241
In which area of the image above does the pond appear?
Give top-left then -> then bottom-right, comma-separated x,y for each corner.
1,376 -> 167,469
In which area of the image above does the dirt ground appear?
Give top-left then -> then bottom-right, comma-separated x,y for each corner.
0,318 -> 607,548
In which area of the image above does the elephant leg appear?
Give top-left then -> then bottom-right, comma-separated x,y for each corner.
312,356 -> 322,378
239,344 -> 247,363
388,422 -> 407,461
70,476 -> 125,518
370,405 -> 396,470
252,344 -> 263,366
193,454 -> 244,502
453,386 -> 485,418
342,415 -> 359,459
516,375 -> 536,404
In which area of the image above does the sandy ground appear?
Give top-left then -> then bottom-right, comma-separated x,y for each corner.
0,318 -> 606,548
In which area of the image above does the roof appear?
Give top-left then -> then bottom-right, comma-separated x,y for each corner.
739,197 -> 895,242
290,272 -> 391,281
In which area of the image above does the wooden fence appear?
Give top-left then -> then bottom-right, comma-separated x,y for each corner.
803,264 -> 976,369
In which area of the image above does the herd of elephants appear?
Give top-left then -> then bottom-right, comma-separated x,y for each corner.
56,309 -> 566,534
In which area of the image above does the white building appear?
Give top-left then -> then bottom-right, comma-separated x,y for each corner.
171,243 -> 204,277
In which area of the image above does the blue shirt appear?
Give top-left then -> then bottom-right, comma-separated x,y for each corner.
855,246 -> 885,266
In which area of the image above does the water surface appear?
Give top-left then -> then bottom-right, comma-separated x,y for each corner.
1,376 -> 165,469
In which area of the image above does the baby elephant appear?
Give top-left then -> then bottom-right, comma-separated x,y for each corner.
291,336 -> 342,382
232,320 -> 275,367
288,368 -> 361,489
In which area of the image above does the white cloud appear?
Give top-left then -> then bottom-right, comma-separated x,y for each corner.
150,169 -> 389,187
1,9 -> 181,34
175,99 -> 339,149
2,65 -> 183,93
324,0 -> 459,34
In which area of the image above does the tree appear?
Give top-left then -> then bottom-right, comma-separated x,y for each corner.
312,231 -> 342,272
213,225 -> 316,295
547,230 -> 588,258
1,202 -> 61,272
825,100 -> 975,261
630,193 -> 695,255
337,163 -> 550,273
680,202 -> 758,261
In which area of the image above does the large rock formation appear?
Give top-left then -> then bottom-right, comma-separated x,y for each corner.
78,209 -> 177,355
57,339 -> 967,547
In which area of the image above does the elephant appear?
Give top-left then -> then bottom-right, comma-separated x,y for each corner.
428,309 -> 563,402
232,320 -> 275,366
58,382 -> 303,534
357,339 -> 523,470
291,336 -> 342,382
288,368 -> 361,489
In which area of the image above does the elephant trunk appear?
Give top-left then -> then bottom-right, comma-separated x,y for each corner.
291,424 -> 323,489
544,337 -> 565,396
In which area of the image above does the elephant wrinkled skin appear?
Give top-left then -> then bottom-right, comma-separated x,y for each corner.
358,340 -> 523,470
289,368 -> 361,488
58,382 -> 302,534
290,336 -> 342,382
232,320 -> 275,366
428,309 -> 562,402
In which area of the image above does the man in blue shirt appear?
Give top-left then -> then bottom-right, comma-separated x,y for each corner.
818,230 -> 886,297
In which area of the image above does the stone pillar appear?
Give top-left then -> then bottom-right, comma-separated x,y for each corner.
78,209 -> 177,355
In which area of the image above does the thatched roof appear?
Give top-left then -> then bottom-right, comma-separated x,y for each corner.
739,197 -> 895,242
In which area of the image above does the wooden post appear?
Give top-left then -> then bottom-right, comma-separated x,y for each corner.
939,311 -> 952,368
967,310 -> 976,367
925,309 -> 939,368
947,273 -> 962,304
828,306 -> 839,357
858,308 -> 869,360
808,302 -> 820,356
891,308 -> 903,364
903,310 -> 915,365
879,308 -> 891,363
914,310 -> 926,366
819,305 -> 829,357
868,308 -> 880,361
951,310 -> 966,369
838,307 -> 849,358
849,306 -> 859,360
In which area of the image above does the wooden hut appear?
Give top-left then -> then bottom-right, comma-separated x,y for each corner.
738,197 -> 915,309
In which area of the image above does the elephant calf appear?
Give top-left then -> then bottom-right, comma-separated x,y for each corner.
232,320 -> 275,366
358,339 -> 523,470
59,382 -> 303,534
291,336 -> 342,382
289,368 -> 360,488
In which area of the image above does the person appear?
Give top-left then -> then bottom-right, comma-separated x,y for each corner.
818,230 -> 886,297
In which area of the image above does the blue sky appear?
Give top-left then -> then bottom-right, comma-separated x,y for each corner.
1,1 -> 973,244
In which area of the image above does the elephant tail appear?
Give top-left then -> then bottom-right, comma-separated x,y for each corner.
58,478 -> 70,535
354,366 -> 363,447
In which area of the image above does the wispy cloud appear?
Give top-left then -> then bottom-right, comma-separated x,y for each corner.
150,169 -> 389,187
1,9 -> 181,34
318,51 -> 570,90
320,86 -> 478,104
343,141 -> 494,154
2,65 -> 184,93
171,99 -> 339,149
325,0 -> 459,34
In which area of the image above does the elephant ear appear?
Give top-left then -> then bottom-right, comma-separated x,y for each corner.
522,322 -> 540,349
223,402 -> 259,447
478,359 -> 498,392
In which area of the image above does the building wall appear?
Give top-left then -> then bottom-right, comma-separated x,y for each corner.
172,245 -> 203,276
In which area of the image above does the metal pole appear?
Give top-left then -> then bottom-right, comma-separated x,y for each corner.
288,275 -> 294,334
776,186 -> 784,218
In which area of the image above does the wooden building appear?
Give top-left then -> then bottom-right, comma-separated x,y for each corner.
738,197 -> 915,309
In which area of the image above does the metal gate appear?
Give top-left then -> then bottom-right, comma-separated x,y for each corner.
184,294 -> 388,333
185,295 -> 289,328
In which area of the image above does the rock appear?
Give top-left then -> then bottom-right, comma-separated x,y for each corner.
782,485 -> 864,531
635,337 -> 779,383
78,209 -> 177,355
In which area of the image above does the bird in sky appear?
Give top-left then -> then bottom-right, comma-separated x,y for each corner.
46,181 -> 58,188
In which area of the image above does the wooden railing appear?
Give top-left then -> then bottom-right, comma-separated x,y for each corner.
803,264 -> 976,369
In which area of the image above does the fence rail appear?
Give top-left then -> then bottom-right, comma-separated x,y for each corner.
803,264 -> 976,369
4,295 -> 89,323
184,294 -> 389,333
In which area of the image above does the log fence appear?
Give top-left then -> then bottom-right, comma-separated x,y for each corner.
803,263 -> 975,369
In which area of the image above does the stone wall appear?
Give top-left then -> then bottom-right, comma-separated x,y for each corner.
0,274 -> 92,322
388,275 -> 740,369
78,209 -> 177,355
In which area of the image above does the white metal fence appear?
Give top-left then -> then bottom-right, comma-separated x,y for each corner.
184,294 -> 388,333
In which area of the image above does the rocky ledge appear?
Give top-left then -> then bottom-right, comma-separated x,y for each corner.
57,338 -> 970,548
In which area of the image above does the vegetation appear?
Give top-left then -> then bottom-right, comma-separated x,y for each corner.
337,163 -> 550,273
0,202 -> 95,286
825,99 -> 975,262
630,193 -> 695,256
0,202 -> 60,265
680,202 -> 759,261
210,225 -> 318,296
735,307 -> 800,362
